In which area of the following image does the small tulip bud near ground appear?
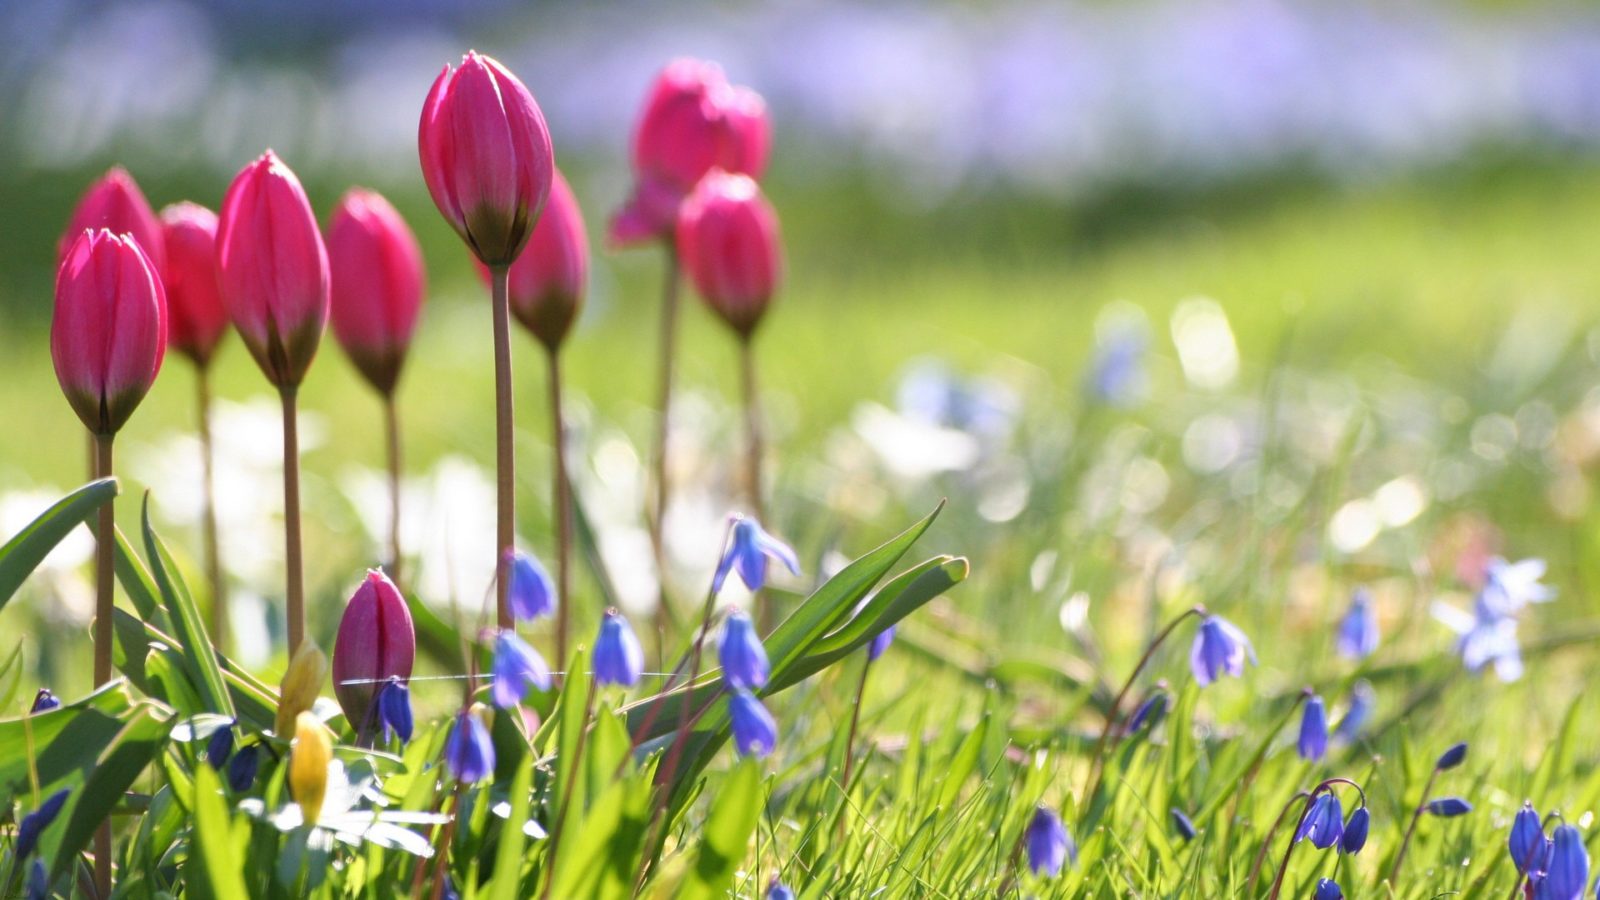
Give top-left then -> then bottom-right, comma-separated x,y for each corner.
327,188 -> 425,396
276,640 -> 328,738
289,712 -> 333,825
52,230 -> 167,437
418,50 -> 553,268
331,570 -> 416,733
59,167 -> 166,275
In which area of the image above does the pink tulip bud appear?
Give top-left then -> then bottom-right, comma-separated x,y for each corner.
59,167 -> 166,276
418,51 -> 554,268
327,188 -> 425,394
158,202 -> 229,365
217,151 -> 330,388
676,170 -> 782,337
610,59 -> 772,247
500,168 -> 587,351
331,570 -> 416,731
51,229 -> 167,435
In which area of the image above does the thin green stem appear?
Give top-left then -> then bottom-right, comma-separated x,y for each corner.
1388,767 -> 1439,883
1267,778 -> 1366,900
197,363 -> 227,654
383,390 -> 404,588
541,676 -> 598,899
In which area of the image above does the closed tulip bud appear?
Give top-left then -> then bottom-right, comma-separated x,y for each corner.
275,639 -> 328,737
418,51 -> 553,268
217,151 -> 329,387
610,59 -> 770,246
327,189 -> 425,394
289,711 -> 332,824
332,570 -> 416,729
718,609 -> 769,690
52,229 -> 168,436
159,202 -> 230,365
1341,806 -> 1370,854
676,170 -> 782,338
593,609 -> 645,688
59,167 -> 165,274
501,169 -> 587,351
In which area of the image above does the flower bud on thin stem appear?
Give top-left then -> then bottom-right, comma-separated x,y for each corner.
1388,766 -> 1441,882
1267,778 -> 1367,900
1082,606 -> 1208,807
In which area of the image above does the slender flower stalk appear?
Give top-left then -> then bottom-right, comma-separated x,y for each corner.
1266,778 -> 1367,900
1082,606 -> 1207,803
383,393 -> 404,584
738,337 -> 766,524
196,367 -> 226,648
547,351 -> 573,662
1388,743 -> 1470,881
281,386 -> 307,651
490,265 -> 515,629
650,247 -> 681,658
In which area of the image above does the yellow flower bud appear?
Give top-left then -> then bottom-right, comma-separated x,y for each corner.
275,640 -> 327,737
289,711 -> 332,825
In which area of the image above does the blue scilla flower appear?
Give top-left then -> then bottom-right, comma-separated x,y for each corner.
1171,808 -> 1197,841
898,361 -> 1017,437
491,631 -> 551,709
1436,742 -> 1468,771
1087,327 -> 1147,408
1336,588 -> 1379,659
25,859 -> 46,900
728,689 -> 779,758
1541,824 -> 1588,900
712,517 -> 800,595
1298,694 -> 1329,762
29,689 -> 59,714
206,720 -> 234,769
1334,680 -> 1375,745
767,879 -> 795,900
1314,878 -> 1342,900
1295,792 -> 1344,850
1511,802 -> 1546,873
228,744 -> 261,792
1341,807 -> 1370,854
1436,598 -> 1525,682
1189,615 -> 1255,686
1425,797 -> 1473,817
506,550 -> 555,622
718,609 -> 769,689
1125,689 -> 1171,736
16,789 -> 70,859
1024,805 -> 1076,877
1479,557 -> 1554,618
445,710 -> 495,784
378,678 -> 414,743
594,609 -> 645,687
868,624 -> 896,662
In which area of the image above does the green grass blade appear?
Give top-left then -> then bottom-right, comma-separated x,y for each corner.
0,478 -> 116,611
140,495 -> 234,718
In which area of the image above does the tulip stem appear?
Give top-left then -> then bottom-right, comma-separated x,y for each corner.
1081,605 -> 1206,808
92,431 -> 114,898
1387,766 -> 1439,883
490,264 -> 516,631
280,386 -> 306,655
383,391 -> 404,589
197,364 -> 227,655
548,350 -> 573,668
738,337 -> 769,630
649,247 -> 681,668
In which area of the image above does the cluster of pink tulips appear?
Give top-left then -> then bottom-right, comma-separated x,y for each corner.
48,46 -> 782,739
